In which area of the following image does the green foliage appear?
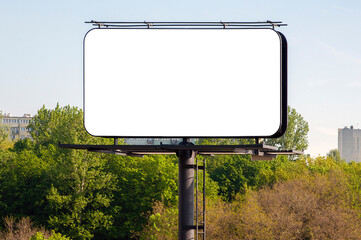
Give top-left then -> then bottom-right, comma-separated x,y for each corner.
255,155 -> 309,186
210,155 -> 249,201
0,104 -> 183,239
0,105 -> 117,239
12,138 -> 35,153
27,105 -> 116,239
29,104 -> 85,145
203,106 -> 310,201
208,155 -> 278,201
327,148 -> 342,162
46,151 -> 116,240
105,154 -> 178,239
265,106 -> 309,151
139,201 -> 178,240
0,149 -> 50,225
30,230 -> 71,240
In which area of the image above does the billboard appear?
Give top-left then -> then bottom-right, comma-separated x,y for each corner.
84,28 -> 287,138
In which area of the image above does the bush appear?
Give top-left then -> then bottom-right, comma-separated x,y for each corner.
0,216 -> 50,240
139,201 -> 178,240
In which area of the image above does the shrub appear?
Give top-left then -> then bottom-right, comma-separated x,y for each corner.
0,216 -> 50,240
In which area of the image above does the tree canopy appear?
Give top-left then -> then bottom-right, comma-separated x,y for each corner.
327,148 -> 342,162
265,106 -> 309,151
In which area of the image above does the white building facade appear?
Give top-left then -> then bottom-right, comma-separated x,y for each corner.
0,114 -> 33,140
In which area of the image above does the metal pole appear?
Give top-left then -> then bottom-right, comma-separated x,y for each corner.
203,159 -> 206,240
196,157 -> 198,240
178,138 -> 195,240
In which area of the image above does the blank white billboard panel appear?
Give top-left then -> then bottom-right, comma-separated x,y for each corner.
84,28 -> 287,137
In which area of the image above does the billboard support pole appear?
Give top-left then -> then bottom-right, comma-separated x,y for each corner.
178,138 -> 195,240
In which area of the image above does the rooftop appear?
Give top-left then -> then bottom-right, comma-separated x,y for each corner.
2,114 -> 32,118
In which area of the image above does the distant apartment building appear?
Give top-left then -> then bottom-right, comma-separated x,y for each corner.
338,126 -> 361,163
0,114 -> 33,140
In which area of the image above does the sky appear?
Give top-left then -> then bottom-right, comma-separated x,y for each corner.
1,0 -> 361,157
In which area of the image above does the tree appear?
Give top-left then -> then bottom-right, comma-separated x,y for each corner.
265,106 -> 309,151
46,150 -> 116,240
0,149 -> 51,226
26,104 -> 116,239
327,149 -> 342,162
25,104 -> 182,239
102,154 -> 178,239
209,155 -> 272,201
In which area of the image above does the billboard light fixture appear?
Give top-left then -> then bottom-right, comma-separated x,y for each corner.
85,20 -> 287,29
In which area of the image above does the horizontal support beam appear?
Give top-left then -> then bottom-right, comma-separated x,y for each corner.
59,143 -> 277,152
59,143 -> 303,159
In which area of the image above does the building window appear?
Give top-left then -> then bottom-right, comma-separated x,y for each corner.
11,127 -> 19,134
21,127 -> 25,132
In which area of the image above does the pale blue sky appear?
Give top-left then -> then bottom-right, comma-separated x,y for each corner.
1,0 -> 361,156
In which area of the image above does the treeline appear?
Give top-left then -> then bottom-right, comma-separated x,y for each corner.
1,105 -> 361,239
0,105 -> 180,239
